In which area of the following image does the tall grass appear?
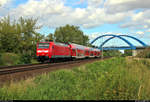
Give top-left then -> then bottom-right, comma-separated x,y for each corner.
0,53 -> 39,66
0,57 -> 150,100
0,53 -> 21,66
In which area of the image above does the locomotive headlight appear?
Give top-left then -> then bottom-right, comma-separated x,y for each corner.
37,50 -> 42,53
44,50 -> 48,53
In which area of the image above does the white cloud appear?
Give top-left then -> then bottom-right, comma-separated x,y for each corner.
88,32 -> 124,40
4,0 -> 129,29
136,31 -> 144,35
120,10 -> 150,30
147,29 -> 150,32
0,0 -> 10,6
0,0 -> 12,17
106,0 -> 136,5
144,25 -> 148,29
88,32 -> 101,40
0,0 -> 150,34
12,0 -> 65,17
131,12 -> 143,21
105,0 -> 150,13
87,0 -> 104,8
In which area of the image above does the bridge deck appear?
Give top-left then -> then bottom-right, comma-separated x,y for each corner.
100,46 -> 149,50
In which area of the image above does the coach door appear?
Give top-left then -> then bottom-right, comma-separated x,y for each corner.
52,45 -> 55,58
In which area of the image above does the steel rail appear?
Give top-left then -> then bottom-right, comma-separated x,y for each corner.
0,58 -> 109,75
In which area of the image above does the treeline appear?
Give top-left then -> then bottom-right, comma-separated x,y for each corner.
122,48 -> 150,58
46,25 -> 89,46
136,47 -> 150,58
0,16 -> 90,65
0,16 -> 43,56
103,50 -> 122,57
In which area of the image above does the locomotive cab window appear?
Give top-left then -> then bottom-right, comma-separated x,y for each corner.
38,43 -> 49,49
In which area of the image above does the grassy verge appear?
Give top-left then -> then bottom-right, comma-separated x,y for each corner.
0,57 -> 150,100
0,53 -> 39,66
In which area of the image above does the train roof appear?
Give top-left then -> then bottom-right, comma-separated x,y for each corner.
37,42 -> 101,51
38,41 -> 69,47
54,42 -> 69,47
70,43 -> 101,51
69,43 -> 87,50
89,47 -> 100,51
94,48 -> 101,51
37,42 -> 50,43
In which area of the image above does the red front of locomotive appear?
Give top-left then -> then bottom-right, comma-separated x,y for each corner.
36,42 -> 53,62
36,41 -> 71,62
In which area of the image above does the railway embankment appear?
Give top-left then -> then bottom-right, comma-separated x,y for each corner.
0,57 -> 150,100
0,58 -> 105,86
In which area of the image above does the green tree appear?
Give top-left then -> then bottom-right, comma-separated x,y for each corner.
45,33 -> 54,42
17,17 -> 41,55
103,50 -> 122,57
54,24 -> 89,46
123,50 -> 132,56
0,16 -> 19,53
0,16 -> 43,56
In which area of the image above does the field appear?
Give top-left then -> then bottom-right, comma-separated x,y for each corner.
0,57 -> 150,100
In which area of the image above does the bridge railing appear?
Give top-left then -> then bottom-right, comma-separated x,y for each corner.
90,34 -> 148,50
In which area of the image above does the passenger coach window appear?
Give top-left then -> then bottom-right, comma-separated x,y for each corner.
38,43 -> 49,49
72,49 -> 76,52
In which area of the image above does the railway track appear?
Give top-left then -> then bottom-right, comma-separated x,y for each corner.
0,57 -> 110,76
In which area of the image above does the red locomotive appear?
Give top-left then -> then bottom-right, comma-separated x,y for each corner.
36,41 -> 101,62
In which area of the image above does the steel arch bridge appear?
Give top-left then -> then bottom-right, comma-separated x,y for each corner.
90,34 -> 148,50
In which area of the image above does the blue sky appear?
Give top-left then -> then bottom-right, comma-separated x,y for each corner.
64,0 -> 88,8
1,0 -> 150,47
13,0 -> 28,6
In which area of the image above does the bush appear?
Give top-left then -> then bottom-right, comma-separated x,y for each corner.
0,53 -> 21,66
103,50 -> 122,57
0,53 -> 3,65
123,50 -> 132,57
20,54 -> 32,64
136,47 -> 150,58
31,59 -> 39,64
0,53 -> 37,66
